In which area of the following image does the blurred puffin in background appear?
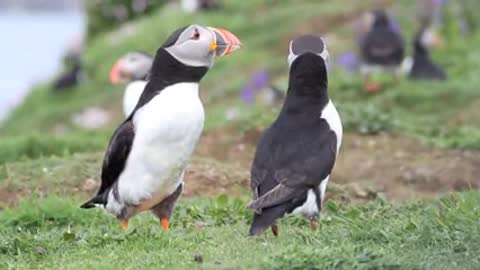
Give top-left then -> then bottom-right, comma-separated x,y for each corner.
407,25 -> 447,80
52,35 -> 85,93
109,51 -> 153,117
52,55 -> 84,92
359,10 -> 405,93
180,0 -> 221,13
414,0 -> 445,48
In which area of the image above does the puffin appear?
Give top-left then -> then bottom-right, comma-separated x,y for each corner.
53,55 -> 83,92
109,51 -> 153,117
81,25 -> 241,232
359,10 -> 405,92
180,0 -> 221,13
408,26 -> 447,80
248,35 -> 342,237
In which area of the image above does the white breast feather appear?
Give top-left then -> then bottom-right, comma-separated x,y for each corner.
107,82 -> 204,215
293,100 -> 342,217
321,100 -> 343,152
123,80 -> 147,117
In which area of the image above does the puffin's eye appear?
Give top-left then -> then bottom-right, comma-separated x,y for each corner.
192,29 -> 200,40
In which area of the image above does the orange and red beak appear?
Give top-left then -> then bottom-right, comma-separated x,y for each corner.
110,60 -> 132,84
207,27 -> 241,57
109,61 -> 123,84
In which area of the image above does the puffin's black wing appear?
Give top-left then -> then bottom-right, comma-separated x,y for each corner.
80,120 -> 135,208
248,119 -> 337,211
361,29 -> 405,66
409,45 -> 446,81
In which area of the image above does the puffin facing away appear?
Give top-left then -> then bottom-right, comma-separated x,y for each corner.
408,27 -> 446,81
359,10 -> 405,92
109,51 -> 153,117
81,25 -> 241,232
248,35 -> 342,237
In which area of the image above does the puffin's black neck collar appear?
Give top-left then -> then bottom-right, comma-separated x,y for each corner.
128,49 -> 208,117
148,49 -> 208,85
282,53 -> 329,112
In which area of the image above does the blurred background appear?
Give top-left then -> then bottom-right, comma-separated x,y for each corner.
0,0 -> 479,205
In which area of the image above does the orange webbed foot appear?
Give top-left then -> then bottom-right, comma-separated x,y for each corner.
161,218 -> 170,231
120,219 -> 129,232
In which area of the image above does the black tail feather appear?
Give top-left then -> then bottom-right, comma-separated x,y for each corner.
80,195 -> 104,209
249,204 -> 288,236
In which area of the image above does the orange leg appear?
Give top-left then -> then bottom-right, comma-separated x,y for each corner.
365,82 -> 381,93
310,219 -> 319,231
120,219 -> 129,232
161,218 -> 170,231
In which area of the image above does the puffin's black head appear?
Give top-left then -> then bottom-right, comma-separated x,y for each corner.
287,35 -> 328,97
372,10 -> 390,28
160,24 -> 241,68
288,35 -> 329,67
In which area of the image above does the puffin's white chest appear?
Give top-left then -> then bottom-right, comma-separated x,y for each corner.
118,82 -> 204,205
321,100 -> 343,152
123,80 -> 147,117
292,100 -> 343,217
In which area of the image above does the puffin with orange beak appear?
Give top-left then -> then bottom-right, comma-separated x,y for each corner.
109,51 -> 153,117
81,25 -> 241,232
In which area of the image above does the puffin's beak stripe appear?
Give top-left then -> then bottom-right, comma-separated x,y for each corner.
207,27 -> 241,57
209,41 -> 217,52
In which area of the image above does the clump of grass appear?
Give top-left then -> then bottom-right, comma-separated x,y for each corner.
339,102 -> 397,135
0,133 -> 108,166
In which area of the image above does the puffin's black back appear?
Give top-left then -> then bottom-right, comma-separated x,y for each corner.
409,30 -> 446,81
249,53 -> 337,235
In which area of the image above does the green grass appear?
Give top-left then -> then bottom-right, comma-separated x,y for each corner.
0,192 -> 478,269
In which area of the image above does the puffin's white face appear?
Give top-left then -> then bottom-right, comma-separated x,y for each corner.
110,52 -> 153,84
165,24 -> 241,68
288,35 -> 329,67
420,27 -> 443,48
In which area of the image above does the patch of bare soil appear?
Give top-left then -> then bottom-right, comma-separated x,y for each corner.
335,133 -> 480,201
194,129 -> 480,203
0,190 -> 17,209
184,157 -> 249,197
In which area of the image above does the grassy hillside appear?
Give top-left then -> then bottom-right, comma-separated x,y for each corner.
2,0 -> 480,164
1,0 -> 479,269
